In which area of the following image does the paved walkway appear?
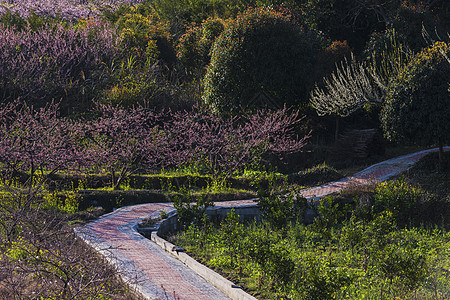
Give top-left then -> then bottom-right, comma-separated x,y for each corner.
75,147 -> 449,300
301,146 -> 449,199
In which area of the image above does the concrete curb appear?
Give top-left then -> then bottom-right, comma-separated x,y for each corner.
151,233 -> 258,300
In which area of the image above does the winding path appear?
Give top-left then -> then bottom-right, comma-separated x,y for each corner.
75,147 -> 449,300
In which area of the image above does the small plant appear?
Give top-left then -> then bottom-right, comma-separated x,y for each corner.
205,177 -> 229,193
173,189 -> 214,230
219,209 -> 244,267
160,209 -> 169,219
376,243 -> 428,292
312,196 -> 350,241
256,187 -> 307,230
373,178 -> 422,226
139,217 -> 157,228
294,254 -> 354,300
42,190 -> 80,214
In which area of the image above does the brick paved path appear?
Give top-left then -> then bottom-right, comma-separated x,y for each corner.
301,147 -> 449,200
75,146 -> 449,300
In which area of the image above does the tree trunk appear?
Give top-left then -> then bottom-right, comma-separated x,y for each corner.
111,168 -> 117,190
335,116 -> 340,143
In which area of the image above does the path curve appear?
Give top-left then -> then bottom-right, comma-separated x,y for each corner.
75,146 -> 449,300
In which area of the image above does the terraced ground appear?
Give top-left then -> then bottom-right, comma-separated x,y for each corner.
76,146 -> 449,300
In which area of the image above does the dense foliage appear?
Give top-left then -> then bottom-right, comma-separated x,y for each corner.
381,42 -> 450,160
177,17 -> 226,76
203,7 -> 322,114
302,0 -> 449,53
173,179 -> 450,299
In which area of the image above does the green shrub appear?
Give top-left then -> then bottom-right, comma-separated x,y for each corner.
340,214 -> 365,252
294,254 -> 354,300
256,187 -> 307,230
203,7 -> 323,114
152,0 -> 217,29
0,10 -> 65,32
151,0 -> 252,32
341,210 -> 396,262
389,4 -> 448,53
116,9 -> 175,65
242,225 -> 295,292
101,57 -> 166,107
312,40 -> 352,84
381,42 -> 450,162
363,210 -> 397,254
177,17 -> 226,75
373,179 -> 422,226
301,0 -> 386,52
173,191 -> 214,229
218,209 -> 244,267
376,244 -> 428,291
0,10 -> 28,30
42,190 -> 80,214
312,196 -> 350,241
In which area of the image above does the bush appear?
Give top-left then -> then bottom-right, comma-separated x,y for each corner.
115,9 -> 176,65
312,196 -> 351,241
218,209 -> 244,267
100,56 -> 179,108
376,244 -> 428,291
381,42 -> 450,162
151,0 -> 252,33
177,17 -> 226,76
373,179 -> 422,226
173,191 -> 214,230
389,3 -> 449,53
203,7 -> 323,114
312,40 -> 352,84
294,254 -> 353,300
301,0 -> 387,52
256,186 -> 307,230
0,10 -> 58,32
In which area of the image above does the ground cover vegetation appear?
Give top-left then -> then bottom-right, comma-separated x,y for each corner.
0,0 -> 449,298
171,155 -> 450,299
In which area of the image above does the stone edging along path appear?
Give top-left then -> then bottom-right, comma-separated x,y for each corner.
74,146 -> 449,300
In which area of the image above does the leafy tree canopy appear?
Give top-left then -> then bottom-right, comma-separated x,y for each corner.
203,7 -> 323,114
381,41 -> 450,160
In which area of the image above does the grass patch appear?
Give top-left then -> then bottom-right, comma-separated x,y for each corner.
288,162 -> 343,186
